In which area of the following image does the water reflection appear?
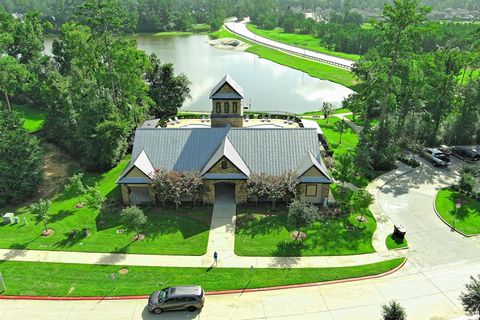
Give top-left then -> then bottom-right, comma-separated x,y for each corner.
44,34 -> 354,113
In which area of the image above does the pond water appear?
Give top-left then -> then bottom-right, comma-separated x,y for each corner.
44,34 -> 353,113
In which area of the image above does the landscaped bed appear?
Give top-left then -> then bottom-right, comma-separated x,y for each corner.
0,157 -> 211,255
385,233 -> 408,250
235,195 -> 376,257
435,188 -> 480,236
0,258 -> 405,296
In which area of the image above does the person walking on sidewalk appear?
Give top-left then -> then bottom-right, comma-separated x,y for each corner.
213,251 -> 218,266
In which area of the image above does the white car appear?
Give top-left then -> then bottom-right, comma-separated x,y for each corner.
421,148 -> 450,167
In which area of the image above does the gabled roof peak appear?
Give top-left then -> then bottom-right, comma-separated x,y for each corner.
209,74 -> 245,99
201,136 -> 250,176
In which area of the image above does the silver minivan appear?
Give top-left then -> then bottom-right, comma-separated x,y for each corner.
148,286 -> 205,314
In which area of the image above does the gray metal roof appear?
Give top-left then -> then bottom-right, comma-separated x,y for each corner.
121,127 -> 332,181
209,74 -> 244,99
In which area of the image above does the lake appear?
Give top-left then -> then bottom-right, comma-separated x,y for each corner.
44,34 -> 353,113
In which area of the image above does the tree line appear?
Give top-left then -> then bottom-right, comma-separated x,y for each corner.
0,1 -> 191,206
350,0 -> 480,172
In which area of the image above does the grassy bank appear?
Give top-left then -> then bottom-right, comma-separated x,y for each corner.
247,25 -> 361,61
0,258 -> 404,296
210,27 -> 357,89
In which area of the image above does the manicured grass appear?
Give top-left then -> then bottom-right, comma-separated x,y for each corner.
247,25 -> 361,61
154,31 -> 194,36
345,114 -> 380,127
11,104 -> 46,133
0,157 -> 210,255
301,108 -> 351,116
0,258 -> 404,296
385,234 -> 408,250
235,200 -> 376,257
435,188 -> 480,235
316,117 -> 359,156
209,27 -> 357,89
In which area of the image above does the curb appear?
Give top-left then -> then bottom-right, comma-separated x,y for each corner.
0,258 -> 407,301
433,189 -> 478,238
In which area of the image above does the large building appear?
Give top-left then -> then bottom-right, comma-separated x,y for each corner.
117,75 -> 333,205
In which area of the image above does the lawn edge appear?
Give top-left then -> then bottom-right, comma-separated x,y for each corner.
0,257 -> 407,300
433,187 -> 479,237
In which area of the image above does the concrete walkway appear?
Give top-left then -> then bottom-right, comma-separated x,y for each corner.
333,113 -> 362,134
0,172 -> 410,269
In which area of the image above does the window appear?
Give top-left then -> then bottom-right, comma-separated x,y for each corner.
233,101 -> 238,113
305,185 -> 317,197
215,102 -> 221,113
224,102 -> 230,113
221,160 -> 228,169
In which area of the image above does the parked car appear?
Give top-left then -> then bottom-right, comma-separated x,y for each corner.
148,285 -> 205,314
438,145 -> 452,156
451,146 -> 480,162
421,148 -> 450,167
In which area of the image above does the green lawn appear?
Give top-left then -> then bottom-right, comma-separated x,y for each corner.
385,233 -> 408,250
0,157 -> 210,255
11,104 -> 46,133
301,108 -> 351,116
316,117 -> 359,156
235,197 -> 376,257
435,188 -> 480,235
345,114 -> 380,127
247,25 -> 361,61
209,27 -> 357,89
0,258 -> 404,296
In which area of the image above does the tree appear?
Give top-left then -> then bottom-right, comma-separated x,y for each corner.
321,101 -> 333,123
152,170 -> 173,207
382,300 -> 407,320
146,54 -> 191,118
0,110 -> 43,206
168,171 -> 185,210
120,205 -> 148,239
0,56 -> 31,111
459,165 -> 476,195
247,173 -> 267,206
460,274 -> 480,319
350,189 -> 374,223
64,173 -> 86,207
333,151 -> 355,189
287,199 -> 320,241
84,185 -> 106,221
264,175 -> 286,211
30,199 -> 52,232
335,119 -> 347,144
182,171 -> 203,207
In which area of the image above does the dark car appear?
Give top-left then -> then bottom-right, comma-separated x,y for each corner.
421,148 -> 450,167
452,146 -> 480,162
148,286 -> 205,314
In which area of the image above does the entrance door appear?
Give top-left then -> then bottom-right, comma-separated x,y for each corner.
214,182 -> 236,203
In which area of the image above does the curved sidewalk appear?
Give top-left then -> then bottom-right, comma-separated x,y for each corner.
225,21 -> 354,70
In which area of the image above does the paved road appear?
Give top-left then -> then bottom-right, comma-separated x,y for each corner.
1,158 -> 479,319
225,22 -> 355,70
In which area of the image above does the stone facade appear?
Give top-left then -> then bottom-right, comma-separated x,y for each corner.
211,83 -> 243,128
297,183 -> 329,204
